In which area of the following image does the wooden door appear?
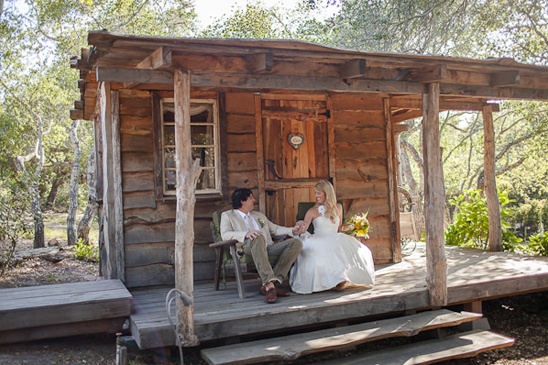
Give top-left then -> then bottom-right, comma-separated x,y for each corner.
258,95 -> 333,226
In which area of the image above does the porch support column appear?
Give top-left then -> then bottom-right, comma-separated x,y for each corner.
422,82 -> 447,306
383,98 -> 401,263
482,104 -> 502,251
174,68 -> 200,346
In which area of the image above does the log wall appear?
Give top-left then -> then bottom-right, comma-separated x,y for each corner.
114,89 -> 394,288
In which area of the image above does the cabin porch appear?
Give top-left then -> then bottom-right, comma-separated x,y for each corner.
129,242 -> 548,350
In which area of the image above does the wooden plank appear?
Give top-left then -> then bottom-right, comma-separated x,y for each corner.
327,96 -> 336,183
226,114 -> 255,133
490,71 -> 520,87
125,264 -> 175,288
338,59 -> 367,79
330,94 -> 384,111
225,92 -> 255,114
335,159 -> 388,181
422,82 -> 447,306
249,52 -> 273,73
227,133 -> 257,152
227,152 -> 257,172
331,110 -> 385,127
123,191 -> 156,209
200,310 -> 481,365
334,125 -> 385,143
0,317 -> 127,345
419,64 -> 447,83
137,46 -> 172,70
255,95 -> 266,213
335,141 -> 387,159
318,330 -> 514,365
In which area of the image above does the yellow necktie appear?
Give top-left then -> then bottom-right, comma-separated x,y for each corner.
245,214 -> 253,231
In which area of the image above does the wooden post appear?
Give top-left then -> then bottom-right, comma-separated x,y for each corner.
173,68 -> 200,346
100,82 -> 117,279
383,98 -> 401,263
482,104 -> 503,251
255,94 -> 266,213
422,82 -> 447,306
111,91 -> 125,281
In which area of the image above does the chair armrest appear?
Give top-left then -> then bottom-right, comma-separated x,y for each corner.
209,239 -> 239,248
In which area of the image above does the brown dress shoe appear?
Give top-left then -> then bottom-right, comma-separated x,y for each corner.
264,287 -> 277,304
260,284 -> 290,297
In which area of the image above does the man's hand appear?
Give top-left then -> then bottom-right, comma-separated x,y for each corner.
245,230 -> 263,240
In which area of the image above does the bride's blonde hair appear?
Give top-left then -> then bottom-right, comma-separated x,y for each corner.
315,180 -> 338,223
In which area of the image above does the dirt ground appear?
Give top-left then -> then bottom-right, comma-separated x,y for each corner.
1,239 -> 547,365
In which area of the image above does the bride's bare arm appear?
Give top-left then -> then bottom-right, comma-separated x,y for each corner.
337,204 -> 344,232
301,206 -> 320,233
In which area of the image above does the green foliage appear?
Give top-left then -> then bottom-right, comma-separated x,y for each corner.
527,232 -> 548,256
445,189 -> 523,251
0,176 -> 32,276
74,239 -> 99,262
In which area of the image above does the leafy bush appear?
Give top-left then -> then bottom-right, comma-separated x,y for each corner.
527,232 -> 548,256
445,189 -> 523,251
74,239 -> 99,262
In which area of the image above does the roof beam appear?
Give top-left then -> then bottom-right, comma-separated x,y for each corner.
137,46 -> 172,69
339,59 -> 367,79
490,70 -> 520,87
249,52 -> 273,73
419,65 -> 447,83
95,66 -> 548,100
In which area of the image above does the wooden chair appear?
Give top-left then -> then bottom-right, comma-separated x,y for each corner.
209,211 -> 278,299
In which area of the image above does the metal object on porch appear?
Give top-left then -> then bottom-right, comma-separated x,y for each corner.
209,211 -> 278,299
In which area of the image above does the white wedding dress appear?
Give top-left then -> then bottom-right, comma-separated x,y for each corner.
289,208 -> 376,294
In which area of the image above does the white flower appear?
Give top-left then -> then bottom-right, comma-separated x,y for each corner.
318,205 -> 326,215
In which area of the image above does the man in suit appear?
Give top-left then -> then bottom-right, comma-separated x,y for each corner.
220,188 -> 305,303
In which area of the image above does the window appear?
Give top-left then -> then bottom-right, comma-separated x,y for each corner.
160,98 -> 220,195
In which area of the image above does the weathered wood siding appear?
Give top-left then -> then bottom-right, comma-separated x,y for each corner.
331,94 -> 393,262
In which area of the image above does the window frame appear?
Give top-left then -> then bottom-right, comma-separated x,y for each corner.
160,97 -> 221,196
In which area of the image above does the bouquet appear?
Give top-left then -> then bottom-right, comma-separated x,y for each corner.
343,210 -> 370,239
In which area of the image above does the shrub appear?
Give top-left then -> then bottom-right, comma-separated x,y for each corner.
527,232 -> 548,256
74,239 -> 99,262
445,189 -> 523,251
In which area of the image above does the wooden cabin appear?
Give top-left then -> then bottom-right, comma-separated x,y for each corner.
70,31 -> 548,304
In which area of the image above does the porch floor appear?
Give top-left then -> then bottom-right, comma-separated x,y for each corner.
129,243 -> 548,350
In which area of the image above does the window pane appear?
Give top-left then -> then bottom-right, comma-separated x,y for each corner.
165,170 -> 176,190
163,106 -> 175,123
192,147 -> 215,167
191,125 -> 214,145
165,148 -> 175,168
164,125 -> 175,146
197,168 -> 216,190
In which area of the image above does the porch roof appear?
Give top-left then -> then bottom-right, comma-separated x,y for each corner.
70,31 -> 548,121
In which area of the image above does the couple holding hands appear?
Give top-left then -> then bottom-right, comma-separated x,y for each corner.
220,180 -> 375,304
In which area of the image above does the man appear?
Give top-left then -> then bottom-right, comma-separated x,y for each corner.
220,188 -> 305,303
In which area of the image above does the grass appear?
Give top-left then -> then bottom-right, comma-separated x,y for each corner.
20,212 -> 100,244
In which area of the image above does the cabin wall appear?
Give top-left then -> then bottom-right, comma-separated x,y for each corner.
104,88 -> 395,288
331,94 -> 393,262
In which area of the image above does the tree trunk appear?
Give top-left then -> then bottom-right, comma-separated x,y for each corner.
31,184 -> 44,249
422,82 -> 447,306
174,69 -> 200,346
45,174 -> 67,210
78,147 -> 98,245
67,120 -> 81,245
482,105 -> 503,251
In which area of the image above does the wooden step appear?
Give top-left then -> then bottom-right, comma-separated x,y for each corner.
0,280 -> 132,344
318,329 -> 514,365
200,309 -> 482,365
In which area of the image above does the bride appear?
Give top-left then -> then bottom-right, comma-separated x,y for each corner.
289,180 -> 375,294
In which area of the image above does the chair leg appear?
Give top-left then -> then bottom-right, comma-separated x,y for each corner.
213,247 -> 222,291
230,246 -> 246,299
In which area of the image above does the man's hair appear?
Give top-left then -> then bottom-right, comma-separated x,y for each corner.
231,188 -> 252,209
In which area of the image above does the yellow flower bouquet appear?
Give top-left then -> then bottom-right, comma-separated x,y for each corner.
343,210 -> 370,239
